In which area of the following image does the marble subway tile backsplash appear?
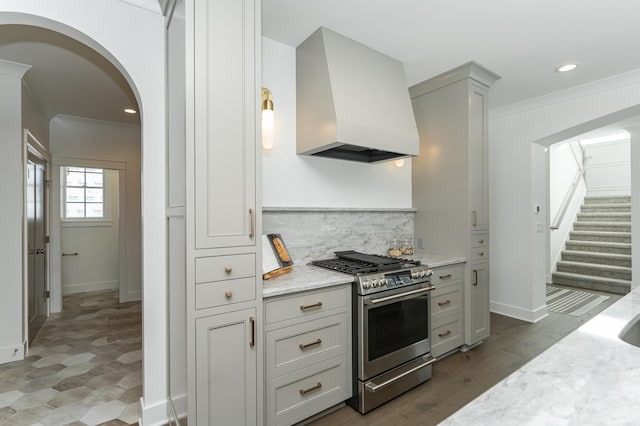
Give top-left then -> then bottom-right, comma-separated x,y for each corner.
262,208 -> 415,265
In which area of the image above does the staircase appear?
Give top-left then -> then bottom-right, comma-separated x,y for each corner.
552,195 -> 632,294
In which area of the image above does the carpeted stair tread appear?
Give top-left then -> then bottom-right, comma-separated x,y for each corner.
560,250 -> 631,267
581,203 -> 631,213
551,271 -> 631,295
556,260 -> 631,280
583,196 -> 631,204
569,230 -> 631,243
565,241 -> 631,255
576,213 -> 631,222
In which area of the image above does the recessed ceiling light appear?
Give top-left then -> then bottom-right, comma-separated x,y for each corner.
124,108 -> 137,114
555,63 -> 578,73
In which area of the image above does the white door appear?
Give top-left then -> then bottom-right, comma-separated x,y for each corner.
27,152 -> 48,343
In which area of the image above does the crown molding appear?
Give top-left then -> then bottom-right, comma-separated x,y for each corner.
409,61 -> 501,98
0,59 -> 31,78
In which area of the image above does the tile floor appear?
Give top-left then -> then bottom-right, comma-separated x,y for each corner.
310,286 -> 622,426
0,289 -> 142,426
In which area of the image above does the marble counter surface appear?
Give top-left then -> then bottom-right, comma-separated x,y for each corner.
262,254 -> 466,298
442,286 -> 640,425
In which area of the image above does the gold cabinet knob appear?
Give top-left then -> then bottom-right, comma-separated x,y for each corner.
225,265 -> 233,273
225,290 -> 233,298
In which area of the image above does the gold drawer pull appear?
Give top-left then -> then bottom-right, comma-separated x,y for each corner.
63,252 -> 79,257
249,208 -> 255,238
472,210 -> 477,227
299,382 -> 322,396
478,239 -> 484,244
439,274 -> 452,279
299,338 -> 322,350
300,302 -> 323,311
473,270 -> 478,286
225,290 -> 233,298
478,251 -> 484,256
438,300 -> 451,307
438,330 -> 452,338
224,265 -> 233,273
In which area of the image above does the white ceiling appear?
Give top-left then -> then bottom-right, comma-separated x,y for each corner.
263,0 -> 640,109
0,25 -> 139,126
3,1 -> 640,128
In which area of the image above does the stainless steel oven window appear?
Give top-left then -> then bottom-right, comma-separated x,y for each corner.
367,295 -> 428,360
359,285 -> 431,380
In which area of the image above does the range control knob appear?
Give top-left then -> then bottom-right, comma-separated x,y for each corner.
419,271 -> 427,278
362,281 -> 371,289
411,271 -> 419,279
371,279 -> 379,287
380,278 -> 388,286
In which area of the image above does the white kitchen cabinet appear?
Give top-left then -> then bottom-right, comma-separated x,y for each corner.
410,62 -> 498,349
430,263 -> 465,358
264,285 -> 351,426
196,309 -> 257,426
467,263 -> 490,343
193,0 -> 258,250
175,0 -> 263,423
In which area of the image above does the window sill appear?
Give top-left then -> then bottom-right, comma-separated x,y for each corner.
61,220 -> 113,228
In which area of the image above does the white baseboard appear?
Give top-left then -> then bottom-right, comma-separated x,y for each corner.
140,397 -> 169,426
63,280 -> 118,295
0,341 -> 25,364
124,290 -> 142,302
168,393 -> 187,424
491,300 -> 548,323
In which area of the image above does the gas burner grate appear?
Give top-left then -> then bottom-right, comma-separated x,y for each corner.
312,251 -> 421,275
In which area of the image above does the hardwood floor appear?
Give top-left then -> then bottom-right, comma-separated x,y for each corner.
310,288 -> 621,426
0,290 -> 141,426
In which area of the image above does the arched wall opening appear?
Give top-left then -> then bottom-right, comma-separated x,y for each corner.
0,5 -> 167,425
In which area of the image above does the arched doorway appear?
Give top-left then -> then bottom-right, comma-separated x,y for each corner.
0,5 -> 168,425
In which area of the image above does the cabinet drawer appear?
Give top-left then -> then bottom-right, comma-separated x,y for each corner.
471,234 -> 489,248
266,313 -> 347,379
430,265 -> 464,287
471,247 -> 489,262
431,284 -> 462,322
195,253 -> 255,283
431,315 -> 463,358
265,286 -> 348,325
195,277 -> 256,309
267,356 -> 350,426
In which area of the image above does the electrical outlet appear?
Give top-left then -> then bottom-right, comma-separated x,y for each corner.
535,222 -> 543,233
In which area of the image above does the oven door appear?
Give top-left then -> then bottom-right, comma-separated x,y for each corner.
359,283 -> 432,380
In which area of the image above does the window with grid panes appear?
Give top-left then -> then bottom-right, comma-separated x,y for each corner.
62,167 -> 104,219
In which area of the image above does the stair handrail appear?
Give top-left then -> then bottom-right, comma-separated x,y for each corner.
551,142 -> 589,230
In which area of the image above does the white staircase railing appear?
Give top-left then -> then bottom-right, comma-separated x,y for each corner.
551,142 -> 589,230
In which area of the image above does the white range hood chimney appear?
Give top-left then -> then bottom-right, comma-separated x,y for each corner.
296,27 -> 419,163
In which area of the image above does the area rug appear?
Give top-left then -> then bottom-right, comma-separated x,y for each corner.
106,312 -> 142,342
546,285 -> 609,316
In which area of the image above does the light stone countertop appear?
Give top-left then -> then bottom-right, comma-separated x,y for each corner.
262,253 -> 466,298
442,286 -> 640,425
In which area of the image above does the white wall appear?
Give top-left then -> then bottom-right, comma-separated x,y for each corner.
0,3 -> 167,424
22,81 -> 49,148
262,37 -> 413,208
0,61 -> 30,364
50,116 -> 141,301
584,139 -> 631,196
490,69 -> 640,322
61,169 -> 120,294
548,141 -> 586,280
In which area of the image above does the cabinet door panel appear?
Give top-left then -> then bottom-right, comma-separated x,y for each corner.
469,82 -> 488,231
194,0 -> 257,249
466,263 -> 489,344
196,309 -> 257,426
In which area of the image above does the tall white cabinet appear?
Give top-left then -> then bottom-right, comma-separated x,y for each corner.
167,0 -> 262,424
410,62 -> 498,348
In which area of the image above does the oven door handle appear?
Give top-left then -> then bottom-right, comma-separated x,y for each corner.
364,356 -> 436,393
364,286 -> 434,305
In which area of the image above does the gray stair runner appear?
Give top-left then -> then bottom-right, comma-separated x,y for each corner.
552,195 -> 632,294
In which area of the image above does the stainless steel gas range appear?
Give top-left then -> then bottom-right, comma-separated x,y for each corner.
312,251 -> 434,414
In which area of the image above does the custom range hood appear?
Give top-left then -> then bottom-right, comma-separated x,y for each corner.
296,27 -> 419,163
